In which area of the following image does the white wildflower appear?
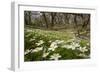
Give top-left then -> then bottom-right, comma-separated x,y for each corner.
78,53 -> 87,57
48,47 -> 55,51
70,45 -> 76,50
66,42 -> 80,50
50,53 -> 61,60
64,44 -> 75,50
55,40 -> 64,44
71,42 -> 80,47
31,47 -> 43,53
36,40 -> 44,46
50,42 -> 58,49
48,41 -> 58,51
61,45 -> 69,48
42,52 -> 49,58
31,49 -> 38,52
24,49 -> 31,55
61,44 -> 75,50
78,47 -> 88,52
29,38 -> 35,42
36,47 -> 43,50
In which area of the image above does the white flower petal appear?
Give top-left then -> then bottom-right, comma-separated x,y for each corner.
78,53 -> 88,57
48,47 -> 55,51
42,52 -> 49,58
50,53 -> 61,60
24,49 -> 31,55
36,40 -> 44,46
31,47 -> 43,53
78,47 -> 88,52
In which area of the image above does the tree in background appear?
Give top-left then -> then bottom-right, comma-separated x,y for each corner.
24,11 -> 32,25
24,11 -> 90,39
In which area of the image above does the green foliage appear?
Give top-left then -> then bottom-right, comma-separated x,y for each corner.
24,28 -> 90,61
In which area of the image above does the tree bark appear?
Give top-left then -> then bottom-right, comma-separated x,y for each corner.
42,13 -> 48,28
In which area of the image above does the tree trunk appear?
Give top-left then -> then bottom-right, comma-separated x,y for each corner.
42,13 -> 48,28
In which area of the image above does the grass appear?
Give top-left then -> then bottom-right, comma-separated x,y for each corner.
25,27 -> 75,41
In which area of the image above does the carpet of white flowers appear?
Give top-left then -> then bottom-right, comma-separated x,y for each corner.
24,29 -> 90,61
